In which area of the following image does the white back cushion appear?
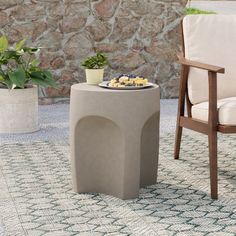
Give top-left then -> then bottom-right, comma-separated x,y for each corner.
183,15 -> 236,104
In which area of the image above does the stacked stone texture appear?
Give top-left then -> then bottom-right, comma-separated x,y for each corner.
0,0 -> 187,101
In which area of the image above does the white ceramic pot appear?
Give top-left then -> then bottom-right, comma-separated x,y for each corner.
0,86 -> 39,134
85,69 -> 104,85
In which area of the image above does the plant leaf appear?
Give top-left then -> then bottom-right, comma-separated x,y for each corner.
31,70 -> 58,88
15,38 -> 26,51
23,47 -> 40,54
30,71 -> 44,80
8,67 -> 26,89
31,77 -> 51,87
30,59 -> 40,67
4,50 -> 21,60
0,36 -> 8,53
0,75 -> 4,81
42,71 -> 58,88
2,79 -> 13,90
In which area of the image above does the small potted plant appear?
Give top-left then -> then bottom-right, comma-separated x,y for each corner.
81,52 -> 108,85
0,36 -> 57,134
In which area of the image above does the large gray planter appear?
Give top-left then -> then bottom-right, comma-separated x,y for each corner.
0,87 -> 39,134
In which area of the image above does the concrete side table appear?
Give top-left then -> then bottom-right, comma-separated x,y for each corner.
70,83 -> 160,199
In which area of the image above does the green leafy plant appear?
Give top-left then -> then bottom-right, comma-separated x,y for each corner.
81,52 -> 109,69
184,8 -> 216,15
0,36 -> 57,89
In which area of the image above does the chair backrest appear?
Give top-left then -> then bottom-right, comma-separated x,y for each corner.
183,15 -> 236,105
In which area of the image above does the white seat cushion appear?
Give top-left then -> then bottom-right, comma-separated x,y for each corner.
192,97 -> 236,125
183,15 -> 236,104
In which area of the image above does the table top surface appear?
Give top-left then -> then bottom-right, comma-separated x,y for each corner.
71,83 -> 159,93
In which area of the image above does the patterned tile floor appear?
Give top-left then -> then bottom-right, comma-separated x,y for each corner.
0,134 -> 235,235
0,101 -> 235,235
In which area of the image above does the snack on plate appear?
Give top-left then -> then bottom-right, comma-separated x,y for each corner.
108,74 -> 148,88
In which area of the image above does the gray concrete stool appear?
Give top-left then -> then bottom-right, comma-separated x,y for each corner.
70,83 -> 160,199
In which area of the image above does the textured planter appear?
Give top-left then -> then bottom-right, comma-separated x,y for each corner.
85,69 -> 104,85
0,87 -> 39,134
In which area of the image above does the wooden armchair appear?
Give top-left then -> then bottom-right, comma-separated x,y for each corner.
174,15 -> 236,199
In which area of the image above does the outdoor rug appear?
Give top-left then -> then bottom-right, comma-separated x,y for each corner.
0,133 -> 235,236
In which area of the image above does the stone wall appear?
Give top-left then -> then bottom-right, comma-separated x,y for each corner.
0,0 -> 187,102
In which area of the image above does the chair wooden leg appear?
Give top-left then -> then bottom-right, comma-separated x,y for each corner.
174,65 -> 189,160
174,124 -> 182,159
208,130 -> 218,199
208,71 -> 218,200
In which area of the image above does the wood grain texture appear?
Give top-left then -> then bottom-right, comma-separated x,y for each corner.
178,57 -> 225,74
208,71 -> 218,199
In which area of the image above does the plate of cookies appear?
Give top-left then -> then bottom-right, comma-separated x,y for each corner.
99,74 -> 154,90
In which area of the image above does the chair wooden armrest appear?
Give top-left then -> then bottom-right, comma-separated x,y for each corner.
177,54 -> 225,74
